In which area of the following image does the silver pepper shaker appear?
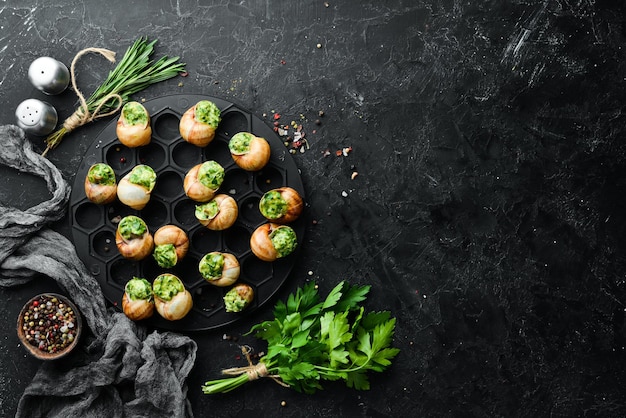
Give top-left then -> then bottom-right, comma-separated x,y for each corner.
28,57 -> 70,95
15,99 -> 58,136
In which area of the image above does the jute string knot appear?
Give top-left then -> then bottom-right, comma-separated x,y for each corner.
63,47 -> 123,132
222,346 -> 289,387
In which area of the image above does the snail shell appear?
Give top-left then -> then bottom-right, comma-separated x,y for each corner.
229,132 -> 271,171
115,219 -> 154,261
116,101 -> 152,147
153,225 -> 189,267
179,100 -> 221,147
117,165 -> 156,210
196,194 -> 238,231
183,161 -> 224,202
153,274 -> 193,321
122,292 -> 154,321
250,223 -> 297,262
259,187 -> 304,224
199,252 -> 240,287
84,163 -> 117,205
224,283 -> 255,313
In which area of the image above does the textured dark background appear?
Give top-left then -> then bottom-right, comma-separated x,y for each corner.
1,0 -> 626,416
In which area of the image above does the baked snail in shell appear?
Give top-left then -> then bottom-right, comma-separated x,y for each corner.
153,225 -> 189,269
117,164 -> 156,210
84,163 -> 117,204
179,100 -> 221,147
183,160 -> 225,202
116,101 -> 152,148
153,273 -> 193,321
224,283 -> 255,313
115,215 -> 154,261
199,251 -> 240,287
250,223 -> 298,262
122,277 -> 154,321
228,132 -> 271,171
194,194 -> 238,231
259,187 -> 303,224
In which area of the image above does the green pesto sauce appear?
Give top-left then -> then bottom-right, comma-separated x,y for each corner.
87,163 -> 116,185
269,225 -> 297,258
125,277 -> 153,301
223,287 -> 252,313
198,161 -> 225,190
199,252 -> 225,280
195,200 -> 220,220
118,216 -> 147,240
259,190 -> 287,219
152,274 -> 184,301
194,100 -> 221,127
154,244 -> 177,268
128,165 -> 156,190
122,102 -> 149,125
228,132 -> 254,155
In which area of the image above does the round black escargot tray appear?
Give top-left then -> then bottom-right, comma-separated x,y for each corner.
69,94 -> 305,332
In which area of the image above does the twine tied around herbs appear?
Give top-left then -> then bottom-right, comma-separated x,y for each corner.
63,47 -> 124,132
41,47 -> 123,157
222,346 -> 290,387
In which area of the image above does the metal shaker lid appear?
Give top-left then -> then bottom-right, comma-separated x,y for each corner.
15,99 -> 58,136
28,57 -> 70,95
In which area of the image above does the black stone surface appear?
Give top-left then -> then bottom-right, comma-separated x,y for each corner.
1,0 -> 625,417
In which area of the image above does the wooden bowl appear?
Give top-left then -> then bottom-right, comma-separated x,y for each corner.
16,293 -> 82,360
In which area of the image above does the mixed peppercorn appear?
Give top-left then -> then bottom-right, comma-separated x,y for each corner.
21,295 -> 78,354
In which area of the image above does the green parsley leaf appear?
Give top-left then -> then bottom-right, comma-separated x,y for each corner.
335,282 -> 370,312
345,369 -> 370,390
322,281 -> 345,310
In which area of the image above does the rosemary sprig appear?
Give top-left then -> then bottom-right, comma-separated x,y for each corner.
43,37 -> 185,156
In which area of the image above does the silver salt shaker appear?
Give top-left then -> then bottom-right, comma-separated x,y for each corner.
28,57 -> 70,95
15,99 -> 58,136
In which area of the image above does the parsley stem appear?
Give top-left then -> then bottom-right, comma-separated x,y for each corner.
313,363 -> 366,374
202,373 -> 250,394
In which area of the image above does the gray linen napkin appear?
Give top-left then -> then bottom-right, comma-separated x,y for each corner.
0,125 -> 197,418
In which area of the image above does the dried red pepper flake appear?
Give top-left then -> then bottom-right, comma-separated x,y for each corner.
280,59 -> 286,65
273,113 -> 281,120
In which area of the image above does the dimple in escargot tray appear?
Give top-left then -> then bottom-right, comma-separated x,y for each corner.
69,94 -> 305,332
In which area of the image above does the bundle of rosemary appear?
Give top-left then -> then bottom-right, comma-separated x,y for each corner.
202,281 -> 400,395
42,37 -> 185,157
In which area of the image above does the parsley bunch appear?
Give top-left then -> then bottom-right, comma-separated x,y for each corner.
202,281 -> 400,395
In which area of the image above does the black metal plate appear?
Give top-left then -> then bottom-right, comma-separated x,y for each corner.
69,94 -> 305,332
